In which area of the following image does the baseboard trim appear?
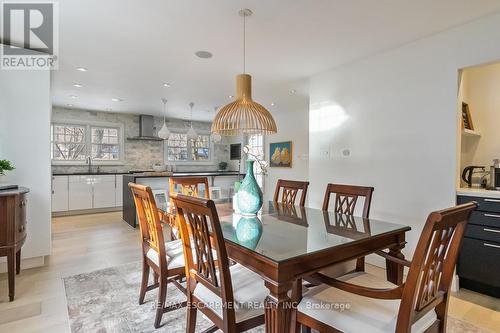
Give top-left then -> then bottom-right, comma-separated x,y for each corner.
52,206 -> 121,217
0,256 -> 45,273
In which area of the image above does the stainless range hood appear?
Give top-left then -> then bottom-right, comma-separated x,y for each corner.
127,115 -> 163,141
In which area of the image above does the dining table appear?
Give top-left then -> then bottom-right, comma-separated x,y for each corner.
159,200 -> 411,333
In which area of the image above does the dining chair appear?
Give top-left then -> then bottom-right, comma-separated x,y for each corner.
273,179 -> 310,207
171,193 -> 267,333
128,183 -> 187,329
165,176 -> 210,239
296,202 -> 477,333
320,183 -> 374,277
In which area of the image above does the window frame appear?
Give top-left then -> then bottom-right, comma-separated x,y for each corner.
164,129 -> 214,165
51,119 -> 125,166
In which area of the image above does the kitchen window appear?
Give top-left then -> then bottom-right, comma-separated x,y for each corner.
91,126 -> 120,161
51,122 -> 124,164
166,133 -> 212,163
167,133 -> 188,161
51,124 -> 87,161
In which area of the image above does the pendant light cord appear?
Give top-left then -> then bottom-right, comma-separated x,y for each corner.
162,98 -> 167,124
189,102 -> 194,128
243,12 -> 246,74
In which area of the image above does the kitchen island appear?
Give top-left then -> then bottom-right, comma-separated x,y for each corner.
122,171 -> 243,228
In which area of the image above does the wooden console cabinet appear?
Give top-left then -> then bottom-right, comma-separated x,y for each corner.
0,187 -> 29,301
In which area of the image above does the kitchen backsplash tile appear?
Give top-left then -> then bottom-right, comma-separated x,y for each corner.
51,107 -> 230,173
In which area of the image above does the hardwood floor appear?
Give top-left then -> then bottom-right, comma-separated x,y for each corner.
0,212 -> 498,332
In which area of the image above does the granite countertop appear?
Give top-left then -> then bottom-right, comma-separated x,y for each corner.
52,171 -> 131,176
53,171 -> 243,177
125,171 -> 243,178
457,187 -> 500,199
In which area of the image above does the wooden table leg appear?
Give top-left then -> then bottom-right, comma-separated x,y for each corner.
264,281 -> 294,333
386,232 -> 406,285
7,248 -> 15,301
16,249 -> 21,275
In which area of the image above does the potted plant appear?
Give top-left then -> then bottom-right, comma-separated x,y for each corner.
0,159 -> 15,183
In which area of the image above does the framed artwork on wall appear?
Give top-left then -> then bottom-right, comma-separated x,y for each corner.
270,141 -> 292,168
462,102 -> 474,130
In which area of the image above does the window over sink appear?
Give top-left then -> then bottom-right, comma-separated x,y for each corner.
166,133 -> 212,163
51,122 -> 124,164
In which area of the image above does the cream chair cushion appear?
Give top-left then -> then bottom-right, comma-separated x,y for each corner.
146,239 -> 185,269
298,272 -> 436,333
193,263 -> 268,323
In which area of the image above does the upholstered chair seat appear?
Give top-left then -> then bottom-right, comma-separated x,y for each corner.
193,263 -> 268,323
299,272 -> 436,333
146,239 -> 184,269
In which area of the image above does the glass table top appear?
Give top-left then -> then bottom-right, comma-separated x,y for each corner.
160,201 -> 410,263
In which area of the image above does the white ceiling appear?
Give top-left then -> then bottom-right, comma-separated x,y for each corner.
44,0 -> 500,120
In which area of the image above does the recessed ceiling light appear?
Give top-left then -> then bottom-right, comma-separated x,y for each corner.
228,95 -> 234,99
67,104 -> 73,107
76,67 -> 88,72
73,83 -> 83,88
195,50 -> 213,59
111,98 -> 123,102
162,82 -> 171,87
271,102 -> 276,106
105,107 -> 112,111
69,95 -> 78,99
289,89 -> 296,95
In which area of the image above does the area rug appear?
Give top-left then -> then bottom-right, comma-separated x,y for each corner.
63,262 -> 490,333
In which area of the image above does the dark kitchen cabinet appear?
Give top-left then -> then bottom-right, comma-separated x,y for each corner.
457,195 -> 500,298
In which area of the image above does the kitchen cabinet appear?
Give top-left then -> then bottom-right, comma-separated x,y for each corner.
115,175 -> 123,207
93,175 -> 116,208
457,194 -> 500,298
51,176 -> 69,212
68,176 -> 93,210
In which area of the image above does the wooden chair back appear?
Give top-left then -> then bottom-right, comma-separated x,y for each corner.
171,193 -> 237,325
273,179 -> 310,207
169,176 -> 210,200
397,202 -> 477,332
128,183 -> 167,267
322,183 -> 374,218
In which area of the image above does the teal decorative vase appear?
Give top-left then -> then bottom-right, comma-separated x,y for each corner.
236,216 -> 263,250
237,160 -> 263,215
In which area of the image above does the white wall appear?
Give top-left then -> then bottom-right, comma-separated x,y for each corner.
0,51 -> 52,267
264,93 -> 309,201
309,12 -> 500,262
460,63 -> 500,172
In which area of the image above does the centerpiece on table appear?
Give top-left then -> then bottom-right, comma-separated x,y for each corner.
236,145 -> 268,215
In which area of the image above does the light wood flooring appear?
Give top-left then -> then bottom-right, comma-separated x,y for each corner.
0,212 -> 498,332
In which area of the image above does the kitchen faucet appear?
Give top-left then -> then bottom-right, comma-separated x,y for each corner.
86,156 -> 92,174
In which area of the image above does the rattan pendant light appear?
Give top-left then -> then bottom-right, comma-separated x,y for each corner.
211,8 -> 277,136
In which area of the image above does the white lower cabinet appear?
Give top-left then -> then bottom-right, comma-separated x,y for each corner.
55,174 -> 121,212
68,175 -> 93,210
115,175 -> 123,207
93,175 -> 116,208
52,176 -> 69,212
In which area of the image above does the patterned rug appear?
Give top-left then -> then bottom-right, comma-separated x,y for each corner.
63,262 -> 490,333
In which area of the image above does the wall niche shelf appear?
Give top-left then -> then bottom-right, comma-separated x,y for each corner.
462,128 -> 481,138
